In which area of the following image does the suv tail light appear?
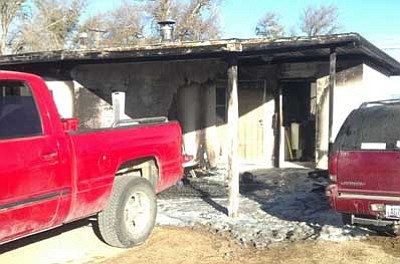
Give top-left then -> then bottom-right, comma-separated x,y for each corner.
183,154 -> 194,164
182,154 -> 198,168
329,152 -> 338,183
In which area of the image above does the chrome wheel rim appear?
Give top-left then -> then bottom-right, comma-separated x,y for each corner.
123,191 -> 151,237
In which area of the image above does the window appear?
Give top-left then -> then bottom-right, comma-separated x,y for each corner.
0,81 -> 42,139
334,104 -> 400,152
216,85 -> 227,124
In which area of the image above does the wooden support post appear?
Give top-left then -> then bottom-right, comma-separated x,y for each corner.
328,48 -> 336,154
262,80 -> 268,164
273,86 -> 281,168
227,55 -> 239,218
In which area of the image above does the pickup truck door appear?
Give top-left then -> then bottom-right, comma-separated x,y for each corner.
0,80 -> 68,242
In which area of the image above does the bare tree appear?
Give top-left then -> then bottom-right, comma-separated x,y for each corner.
103,1 -> 145,45
0,0 -> 26,54
300,4 -> 340,36
15,0 -> 86,52
255,11 -> 285,38
146,0 -> 179,38
76,14 -> 107,47
174,0 -> 221,41
78,0 -> 145,48
148,0 -> 175,22
78,0 -> 222,47
144,0 -> 221,41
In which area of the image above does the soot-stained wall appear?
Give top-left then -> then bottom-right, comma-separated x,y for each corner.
70,59 -> 226,167
71,60 -> 225,125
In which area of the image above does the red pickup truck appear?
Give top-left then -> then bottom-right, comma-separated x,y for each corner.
0,71 -> 184,248
327,99 -> 400,233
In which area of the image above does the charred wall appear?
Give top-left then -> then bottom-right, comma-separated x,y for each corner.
70,59 -> 226,166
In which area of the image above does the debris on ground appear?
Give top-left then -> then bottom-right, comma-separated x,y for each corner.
157,167 -> 371,248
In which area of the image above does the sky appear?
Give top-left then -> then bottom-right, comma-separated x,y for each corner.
220,0 -> 400,39
87,0 -> 400,58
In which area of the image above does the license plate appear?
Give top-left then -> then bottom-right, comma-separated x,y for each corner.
386,205 -> 400,219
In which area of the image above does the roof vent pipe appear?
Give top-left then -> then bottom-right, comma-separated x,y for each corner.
158,20 -> 175,42
79,32 -> 88,49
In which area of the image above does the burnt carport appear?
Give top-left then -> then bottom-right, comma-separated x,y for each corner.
239,33 -> 400,160
0,33 -> 399,217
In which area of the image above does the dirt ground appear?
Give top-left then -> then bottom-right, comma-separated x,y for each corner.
2,223 -> 400,264
98,227 -> 400,264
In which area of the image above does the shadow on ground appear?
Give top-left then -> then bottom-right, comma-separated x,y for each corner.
160,167 -> 343,236
0,218 -> 99,254
241,169 -> 338,221
239,168 -> 344,239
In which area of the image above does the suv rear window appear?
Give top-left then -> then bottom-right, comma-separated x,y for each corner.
333,104 -> 400,152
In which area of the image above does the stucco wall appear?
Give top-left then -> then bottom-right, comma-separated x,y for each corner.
44,78 -> 115,127
316,65 -> 364,168
70,60 -> 225,165
333,64 -> 399,143
73,81 -> 114,128
316,64 -> 399,169
280,62 -> 328,79
44,79 -> 75,118
362,64 -> 400,101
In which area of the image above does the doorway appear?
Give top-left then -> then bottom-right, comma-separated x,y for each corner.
281,80 -> 315,162
238,82 -> 265,162
216,80 -> 273,164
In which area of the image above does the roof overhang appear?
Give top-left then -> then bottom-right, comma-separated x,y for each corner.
0,33 -> 399,76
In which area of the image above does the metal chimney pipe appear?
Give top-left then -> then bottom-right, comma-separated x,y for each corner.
158,20 -> 176,42
79,32 -> 88,49
112,91 -> 126,122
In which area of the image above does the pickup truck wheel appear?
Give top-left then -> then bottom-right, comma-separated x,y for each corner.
98,177 -> 157,248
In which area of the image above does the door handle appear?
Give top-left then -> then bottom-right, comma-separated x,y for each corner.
42,151 -> 58,161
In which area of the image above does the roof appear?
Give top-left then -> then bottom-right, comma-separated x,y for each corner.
1,33 -> 400,76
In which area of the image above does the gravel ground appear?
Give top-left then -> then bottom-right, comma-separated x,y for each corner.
156,166 -> 370,248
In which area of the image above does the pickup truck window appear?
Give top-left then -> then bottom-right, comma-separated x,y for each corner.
0,80 -> 42,139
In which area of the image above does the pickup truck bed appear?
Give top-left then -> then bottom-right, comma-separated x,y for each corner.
67,122 -> 182,220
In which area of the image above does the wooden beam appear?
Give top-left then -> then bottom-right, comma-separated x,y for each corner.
262,80 -> 268,164
273,86 -> 281,168
227,55 -> 239,218
328,48 -> 336,153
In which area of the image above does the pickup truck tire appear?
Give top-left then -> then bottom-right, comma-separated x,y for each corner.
97,176 -> 157,248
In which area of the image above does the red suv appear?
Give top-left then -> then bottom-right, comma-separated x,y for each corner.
327,99 -> 400,233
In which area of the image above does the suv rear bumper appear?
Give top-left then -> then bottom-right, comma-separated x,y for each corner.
350,214 -> 396,227
326,184 -> 400,229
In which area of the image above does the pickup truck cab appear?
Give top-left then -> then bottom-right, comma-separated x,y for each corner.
0,71 -> 184,247
327,99 -> 400,233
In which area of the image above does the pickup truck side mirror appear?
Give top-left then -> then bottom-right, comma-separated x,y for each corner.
61,118 -> 79,132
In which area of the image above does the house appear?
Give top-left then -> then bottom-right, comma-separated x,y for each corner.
1,33 -> 400,169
